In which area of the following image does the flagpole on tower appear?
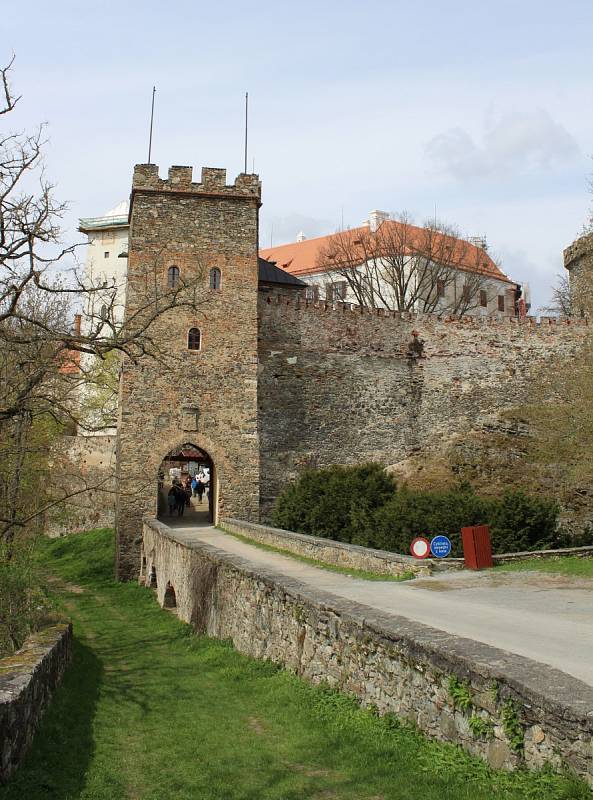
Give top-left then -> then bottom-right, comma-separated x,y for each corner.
147,86 -> 156,164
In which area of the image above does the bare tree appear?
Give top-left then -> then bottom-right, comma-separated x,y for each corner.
540,272 -> 572,317
315,213 -> 499,316
0,58 -> 205,551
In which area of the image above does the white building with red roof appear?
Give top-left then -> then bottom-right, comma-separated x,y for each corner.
261,211 -> 522,317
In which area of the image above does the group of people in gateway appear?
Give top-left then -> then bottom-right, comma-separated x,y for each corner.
167,474 -> 208,517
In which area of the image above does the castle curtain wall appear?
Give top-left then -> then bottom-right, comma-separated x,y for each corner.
257,295 -> 587,518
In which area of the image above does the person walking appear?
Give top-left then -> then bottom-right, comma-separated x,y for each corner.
191,475 -> 198,497
167,485 -> 177,517
175,486 -> 186,517
196,478 -> 205,504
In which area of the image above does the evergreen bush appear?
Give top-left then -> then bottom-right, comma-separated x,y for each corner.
271,464 -> 394,543
272,465 -> 560,556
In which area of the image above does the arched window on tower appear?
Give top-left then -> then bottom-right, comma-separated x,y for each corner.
188,328 -> 201,351
167,265 -> 180,288
209,267 -> 221,290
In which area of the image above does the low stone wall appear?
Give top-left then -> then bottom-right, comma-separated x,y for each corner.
219,518 -> 459,576
142,518 -> 593,783
0,624 -> 72,783
222,519 -> 593,573
493,545 -> 593,564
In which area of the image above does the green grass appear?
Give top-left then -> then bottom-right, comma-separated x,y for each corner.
496,556 -> 593,578
219,526 -> 416,582
1,529 -> 590,800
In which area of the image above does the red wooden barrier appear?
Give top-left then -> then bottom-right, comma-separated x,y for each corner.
461,525 -> 493,570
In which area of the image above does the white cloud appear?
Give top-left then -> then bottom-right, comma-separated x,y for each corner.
426,110 -> 579,181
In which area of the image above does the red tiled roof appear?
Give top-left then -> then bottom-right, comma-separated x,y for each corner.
260,221 -> 515,284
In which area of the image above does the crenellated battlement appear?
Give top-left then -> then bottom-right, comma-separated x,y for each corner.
259,292 -> 590,337
131,163 -> 261,201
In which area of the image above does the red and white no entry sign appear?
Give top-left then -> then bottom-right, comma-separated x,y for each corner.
410,537 -> 431,559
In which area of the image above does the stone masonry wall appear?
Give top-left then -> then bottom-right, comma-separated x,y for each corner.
564,231 -> 593,316
257,294 -> 588,516
219,517 -> 442,576
47,434 -> 116,537
116,164 -> 261,579
141,519 -> 593,783
0,624 -> 72,783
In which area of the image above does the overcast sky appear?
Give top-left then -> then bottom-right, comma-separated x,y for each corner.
5,0 -> 593,310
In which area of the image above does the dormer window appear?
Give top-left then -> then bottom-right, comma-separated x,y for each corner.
209,267 -> 221,290
188,328 -> 201,351
167,266 -> 180,288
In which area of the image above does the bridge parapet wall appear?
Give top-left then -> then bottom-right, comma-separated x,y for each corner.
219,518 -> 463,576
141,517 -> 593,783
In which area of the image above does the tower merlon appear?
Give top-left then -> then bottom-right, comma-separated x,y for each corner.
132,163 -> 261,201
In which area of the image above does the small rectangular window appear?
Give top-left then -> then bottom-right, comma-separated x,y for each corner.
305,285 -> 319,301
480,290 -> 488,307
325,284 -> 334,302
333,282 -> 347,300
104,251 -> 110,259
436,279 -> 445,298
497,295 -> 505,312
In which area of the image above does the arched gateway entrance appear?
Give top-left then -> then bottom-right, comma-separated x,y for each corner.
157,443 -> 217,526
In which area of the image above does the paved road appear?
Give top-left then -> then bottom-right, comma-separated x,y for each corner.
162,523 -> 593,686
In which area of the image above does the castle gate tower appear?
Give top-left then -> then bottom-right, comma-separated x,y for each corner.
115,164 -> 261,579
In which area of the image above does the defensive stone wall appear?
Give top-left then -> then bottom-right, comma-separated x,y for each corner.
141,518 -> 593,783
47,435 -> 116,536
0,624 -> 72,783
257,294 -> 589,516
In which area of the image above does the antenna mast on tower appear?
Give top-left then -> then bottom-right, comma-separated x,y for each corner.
244,91 -> 249,173
147,86 -> 156,163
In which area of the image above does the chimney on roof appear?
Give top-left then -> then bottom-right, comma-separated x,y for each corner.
368,210 -> 390,233
296,231 -> 306,242
73,314 -> 82,336
469,235 -> 488,251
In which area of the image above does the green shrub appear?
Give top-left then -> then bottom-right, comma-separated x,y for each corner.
272,464 -> 561,557
271,463 -> 395,544
488,490 -> 559,553
0,547 -> 52,658
372,484 -> 489,556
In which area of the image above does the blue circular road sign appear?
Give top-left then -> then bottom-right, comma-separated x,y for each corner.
430,535 -> 452,558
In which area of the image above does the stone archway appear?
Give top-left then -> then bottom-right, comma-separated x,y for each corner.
163,582 -> 177,609
157,442 -> 218,526
149,565 -> 157,588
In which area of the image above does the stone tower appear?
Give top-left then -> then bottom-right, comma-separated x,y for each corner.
564,231 -> 593,317
115,164 -> 261,579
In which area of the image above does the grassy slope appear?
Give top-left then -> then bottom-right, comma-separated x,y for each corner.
496,557 -> 593,578
1,529 -> 589,800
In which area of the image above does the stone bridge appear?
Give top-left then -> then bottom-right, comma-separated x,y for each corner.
140,516 -> 593,784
